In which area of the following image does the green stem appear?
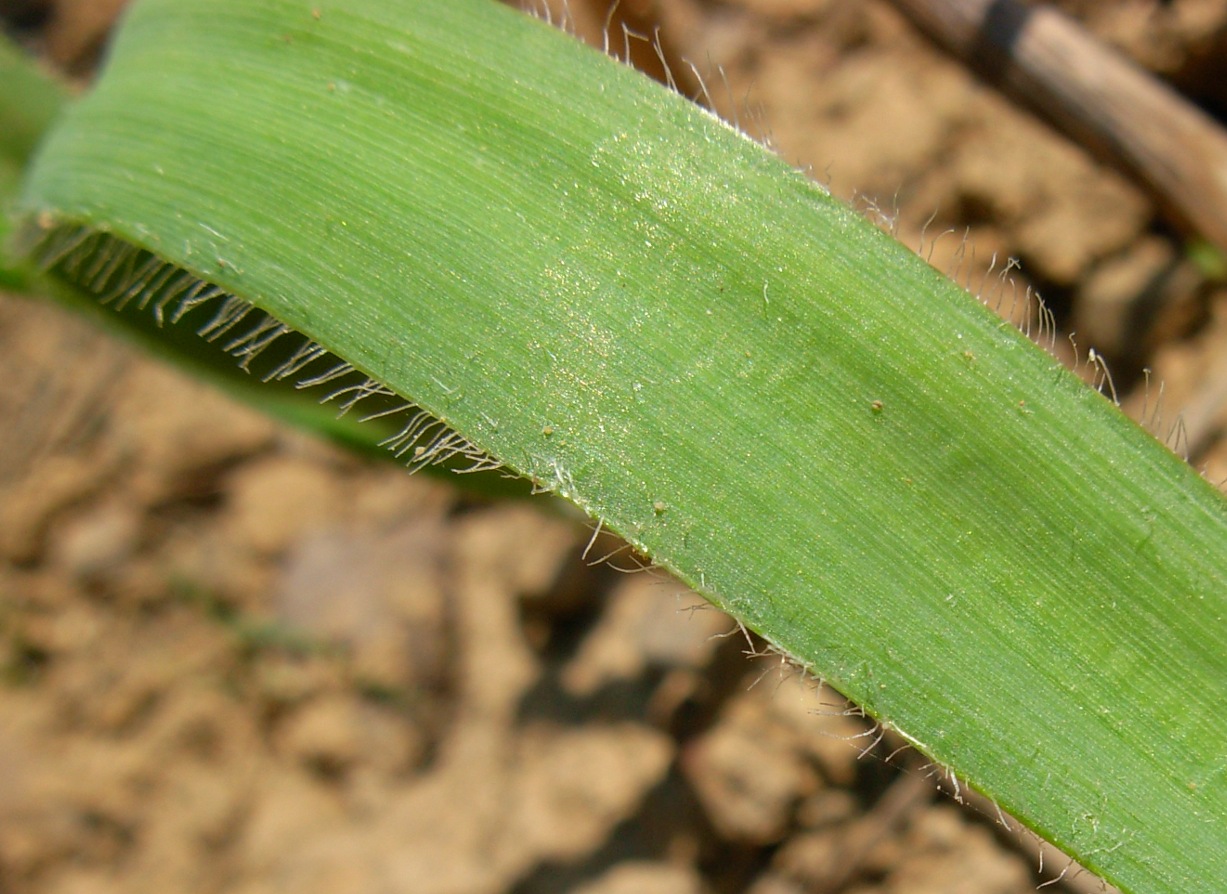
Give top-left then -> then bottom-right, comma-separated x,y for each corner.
0,33 -> 68,286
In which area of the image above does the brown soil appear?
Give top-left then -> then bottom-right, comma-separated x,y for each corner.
4,1 -> 1226,893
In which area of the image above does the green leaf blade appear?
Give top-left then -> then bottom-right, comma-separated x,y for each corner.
16,1 -> 1227,890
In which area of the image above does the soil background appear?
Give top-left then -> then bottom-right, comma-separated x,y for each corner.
3,1 -> 1227,893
